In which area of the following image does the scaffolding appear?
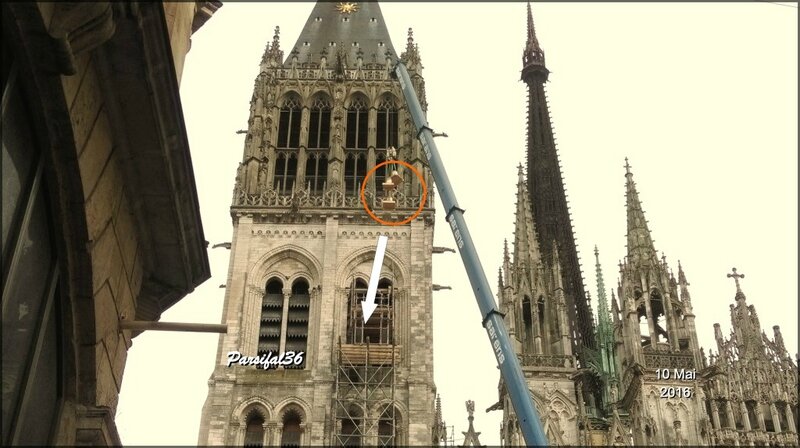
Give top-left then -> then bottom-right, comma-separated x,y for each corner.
332,281 -> 400,447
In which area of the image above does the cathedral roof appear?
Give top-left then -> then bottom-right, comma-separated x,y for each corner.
285,1 -> 398,67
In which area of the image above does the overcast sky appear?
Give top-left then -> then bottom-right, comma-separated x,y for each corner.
116,2 -> 797,445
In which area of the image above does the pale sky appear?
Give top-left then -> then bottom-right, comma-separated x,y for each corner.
116,3 -> 798,446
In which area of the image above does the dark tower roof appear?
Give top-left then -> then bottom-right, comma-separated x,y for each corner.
285,1 -> 398,67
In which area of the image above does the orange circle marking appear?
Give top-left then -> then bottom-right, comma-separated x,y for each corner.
360,160 -> 428,226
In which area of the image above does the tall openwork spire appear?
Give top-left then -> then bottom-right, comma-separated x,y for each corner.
624,158 -> 658,265
520,2 -> 595,403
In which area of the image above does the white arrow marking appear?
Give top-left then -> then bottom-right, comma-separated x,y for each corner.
362,235 -> 389,323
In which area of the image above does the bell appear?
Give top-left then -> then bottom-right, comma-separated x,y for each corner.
390,170 -> 404,186
381,197 -> 396,210
382,179 -> 395,192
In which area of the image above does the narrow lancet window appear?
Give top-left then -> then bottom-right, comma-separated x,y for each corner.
277,95 -> 302,149
305,151 -> 328,194
376,95 -> 398,149
280,409 -> 303,447
286,279 -> 310,368
259,278 -> 284,355
345,96 -> 368,149
308,95 -> 332,149
346,278 -> 394,344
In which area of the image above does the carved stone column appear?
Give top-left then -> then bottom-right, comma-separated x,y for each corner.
740,401 -> 751,431
233,422 -> 244,446
784,403 -> 796,432
769,403 -> 782,433
725,401 -> 736,429
279,287 -> 291,355
711,401 -> 721,429
266,423 -> 278,446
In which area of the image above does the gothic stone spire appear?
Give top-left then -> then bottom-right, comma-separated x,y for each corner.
512,164 -> 542,274
624,158 -> 658,266
521,1 -> 596,395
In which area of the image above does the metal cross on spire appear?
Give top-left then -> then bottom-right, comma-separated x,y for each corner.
727,267 -> 745,293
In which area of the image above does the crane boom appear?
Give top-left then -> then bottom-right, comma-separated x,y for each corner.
393,61 -> 549,446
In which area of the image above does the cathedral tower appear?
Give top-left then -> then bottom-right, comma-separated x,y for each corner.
520,3 -> 595,365
612,160 -> 707,446
197,2 -> 436,445
494,166 -> 581,445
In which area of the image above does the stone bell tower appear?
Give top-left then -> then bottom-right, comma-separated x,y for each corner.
197,2 -> 437,445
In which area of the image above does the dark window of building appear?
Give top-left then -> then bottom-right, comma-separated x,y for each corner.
338,404 -> 362,447
344,151 -> 367,195
285,279 -> 309,369
1,57 -> 62,446
308,95 -> 331,149
281,409 -> 303,447
374,151 -> 388,193
305,151 -> 328,194
244,410 -> 265,447
259,278 -> 284,355
522,296 -> 532,344
375,95 -> 398,150
273,152 -> 298,194
378,405 -> 400,447
277,95 -> 302,149
345,96 -> 368,149
346,278 -> 394,345
746,401 -> 759,430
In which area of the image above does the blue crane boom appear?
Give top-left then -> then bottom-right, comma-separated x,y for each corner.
393,61 -> 549,446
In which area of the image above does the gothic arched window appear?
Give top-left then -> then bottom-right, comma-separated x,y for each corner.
338,404 -> 363,447
308,95 -> 331,149
304,151 -> 328,194
285,279 -> 310,368
259,278 -> 284,355
280,408 -> 303,447
346,277 -> 394,344
378,405 -> 401,446
277,94 -> 302,149
375,151 -> 388,191
537,296 -> 547,345
273,152 -> 298,194
376,95 -> 398,150
522,296 -> 533,347
344,151 -> 367,195
345,95 -> 368,149
244,409 -> 266,447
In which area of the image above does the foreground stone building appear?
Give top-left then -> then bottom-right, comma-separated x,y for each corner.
492,3 -> 798,447
197,2 -> 437,445
2,2 -> 219,445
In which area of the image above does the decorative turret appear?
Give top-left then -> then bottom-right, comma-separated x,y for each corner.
401,27 -> 423,73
